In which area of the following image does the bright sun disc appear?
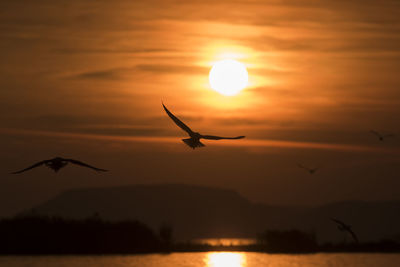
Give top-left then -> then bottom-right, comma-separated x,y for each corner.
209,59 -> 248,96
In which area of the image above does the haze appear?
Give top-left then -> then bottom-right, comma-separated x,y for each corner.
0,0 -> 400,217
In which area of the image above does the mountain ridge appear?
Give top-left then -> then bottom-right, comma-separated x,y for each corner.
22,183 -> 400,242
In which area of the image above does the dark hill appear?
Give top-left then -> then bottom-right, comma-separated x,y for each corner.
22,184 -> 400,242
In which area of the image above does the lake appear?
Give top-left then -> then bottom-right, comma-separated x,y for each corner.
0,252 -> 399,267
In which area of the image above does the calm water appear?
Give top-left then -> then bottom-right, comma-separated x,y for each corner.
0,252 -> 399,267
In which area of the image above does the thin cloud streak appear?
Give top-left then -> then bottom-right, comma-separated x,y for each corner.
232,138 -> 393,153
0,128 -> 175,145
0,128 -> 395,154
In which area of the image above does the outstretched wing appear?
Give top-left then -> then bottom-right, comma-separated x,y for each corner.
331,218 -> 346,227
201,135 -> 245,140
11,160 -> 49,174
66,159 -> 108,172
347,228 -> 359,243
162,103 -> 193,135
331,218 -> 358,243
298,164 -> 310,171
370,130 -> 382,138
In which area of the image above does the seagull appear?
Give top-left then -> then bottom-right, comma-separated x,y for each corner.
370,130 -> 395,141
331,218 -> 359,243
11,157 -> 108,174
162,103 -> 245,149
298,164 -> 319,175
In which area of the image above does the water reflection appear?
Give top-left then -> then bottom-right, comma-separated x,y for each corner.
1,253 -> 399,267
206,252 -> 246,267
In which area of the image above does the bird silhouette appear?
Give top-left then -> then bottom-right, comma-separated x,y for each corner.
11,157 -> 108,174
298,164 -> 319,174
331,218 -> 359,243
370,130 -> 395,141
162,103 -> 245,149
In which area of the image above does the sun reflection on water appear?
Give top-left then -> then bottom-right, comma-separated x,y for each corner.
206,252 -> 246,267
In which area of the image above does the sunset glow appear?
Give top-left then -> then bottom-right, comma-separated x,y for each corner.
1,0 -> 400,226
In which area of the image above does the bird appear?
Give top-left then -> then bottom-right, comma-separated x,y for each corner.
370,130 -> 395,141
331,218 -> 359,243
162,103 -> 245,149
298,164 -> 319,175
11,157 -> 108,174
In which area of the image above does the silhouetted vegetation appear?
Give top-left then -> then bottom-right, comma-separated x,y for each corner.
255,229 -> 400,253
0,215 -> 399,254
159,223 -> 173,248
0,214 -> 163,254
257,229 -> 318,253
320,239 -> 400,253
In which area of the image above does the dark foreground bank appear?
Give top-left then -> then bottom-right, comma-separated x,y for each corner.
0,216 -> 399,254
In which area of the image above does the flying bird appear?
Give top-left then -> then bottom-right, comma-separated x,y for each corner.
298,164 -> 319,175
370,130 -> 395,141
331,218 -> 359,243
11,157 -> 108,174
162,103 -> 245,149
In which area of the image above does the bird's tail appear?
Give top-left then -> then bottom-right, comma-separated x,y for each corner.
182,138 -> 205,149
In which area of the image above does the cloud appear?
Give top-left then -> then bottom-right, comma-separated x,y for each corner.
73,70 -> 121,80
1,127 -> 397,155
1,113 -> 207,138
135,64 -> 207,74
54,48 -> 174,55
70,64 -> 208,80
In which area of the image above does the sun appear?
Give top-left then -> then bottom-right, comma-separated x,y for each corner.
209,59 -> 248,96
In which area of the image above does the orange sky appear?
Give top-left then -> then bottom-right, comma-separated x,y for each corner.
0,0 -> 399,216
